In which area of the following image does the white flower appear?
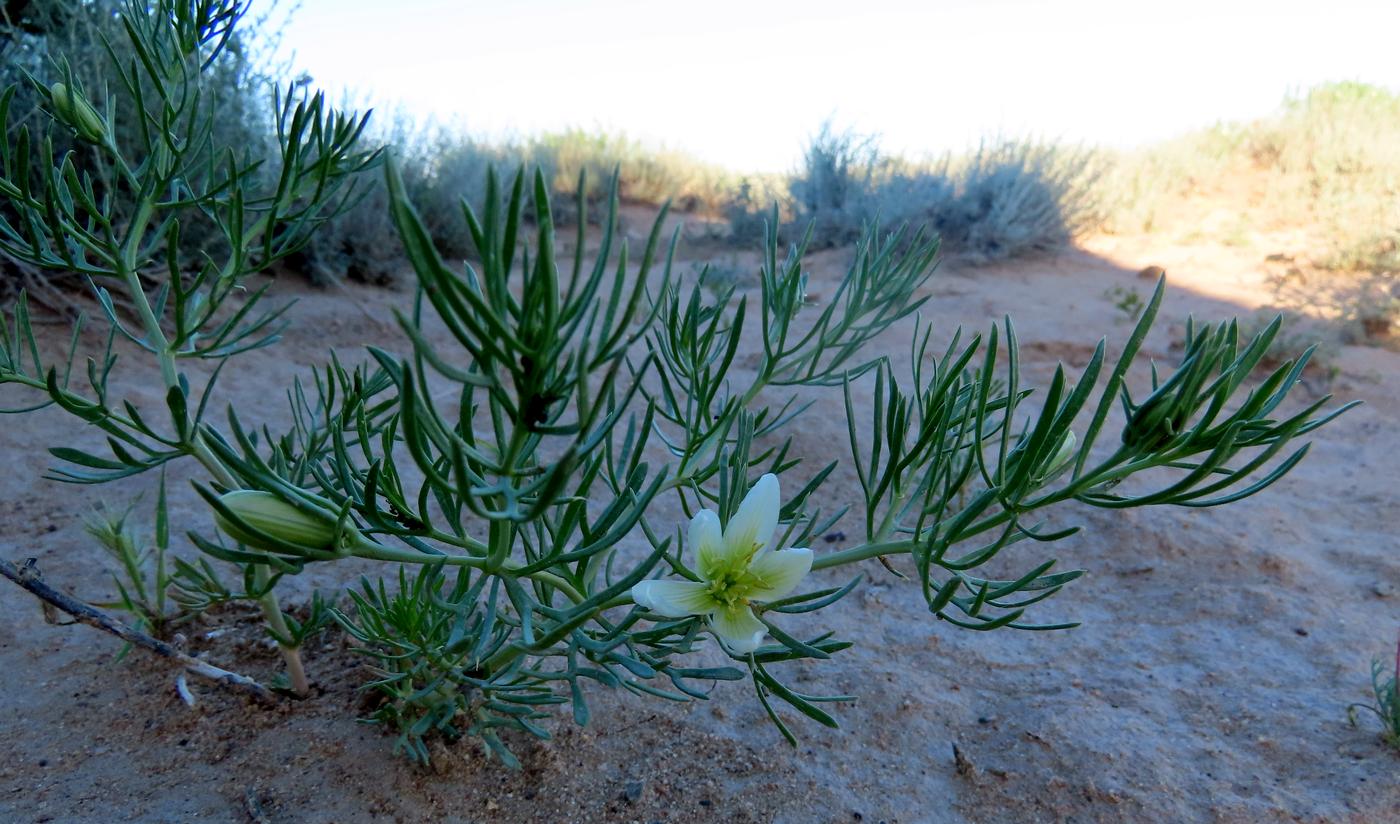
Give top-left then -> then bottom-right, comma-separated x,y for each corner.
631,474 -> 812,654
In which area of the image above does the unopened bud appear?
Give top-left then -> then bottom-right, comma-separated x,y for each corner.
1046,430 -> 1077,476
1122,391 -> 1180,450
216,490 -> 337,552
49,82 -> 108,144
1032,430 -> 1077,487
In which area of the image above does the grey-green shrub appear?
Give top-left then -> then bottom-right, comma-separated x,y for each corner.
294,118 -> 505,282
937,140 -> 1102,262
0,0 -> 287,294
769,123 -> 1102,260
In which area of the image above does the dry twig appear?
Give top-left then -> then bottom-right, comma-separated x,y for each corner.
0,556 -> 278,703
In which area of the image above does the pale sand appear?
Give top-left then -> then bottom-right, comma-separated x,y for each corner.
1,222 -> 1396,823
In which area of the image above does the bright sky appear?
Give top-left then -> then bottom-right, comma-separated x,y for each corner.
275,0 -> 1400,172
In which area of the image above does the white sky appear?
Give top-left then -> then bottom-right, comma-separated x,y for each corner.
274,0 -> 1400,172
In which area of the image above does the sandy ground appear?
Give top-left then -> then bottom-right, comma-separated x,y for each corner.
1,218 -> 1397,823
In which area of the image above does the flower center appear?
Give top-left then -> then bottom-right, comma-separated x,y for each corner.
706,571 -> 752,607
702,540 -> 767,607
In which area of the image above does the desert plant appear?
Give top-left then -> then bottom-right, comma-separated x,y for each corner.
941,139 -> 1103,261
528,128 -> 733,213
776,125 -> 1102,259
83,474 -> 188,640
724,173 -> 789,244
1348,632 -> 1400,750
0,0 -> 376,694
1104,284 -> 1145,321
291,109 -> 451,283
788,121 -> 884,247
1321,232 -> 1400,277
1097,124 -> 1250,234
0,0 -> 1355,769
0,0 -> 292,301
1103,82 -> 1400,265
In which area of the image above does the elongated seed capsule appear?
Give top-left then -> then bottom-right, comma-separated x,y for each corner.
216,490 -> 337,552
49,82 -> 108,144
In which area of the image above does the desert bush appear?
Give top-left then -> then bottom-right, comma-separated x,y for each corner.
1103,82 -> 1400,262
0,0 -> 288,299
526,128 -> 733,213
1097,125 -> 1250,234
1249,84 -> 1400,269
301,126 -> 740,283
786,122 -> 887,246
294,116 -> 505,282
0,0 -> 1354,769
935,140 -> 1103,262
724,173 -> 790,244
1321,232 -> 1400,285
772,123 -> 1102,259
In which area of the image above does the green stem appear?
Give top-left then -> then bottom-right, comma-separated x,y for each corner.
114,234 -> 238,490
811,538 -> 914,570
116,219 -> 307,693
253,565 -> 309,696
348,537 -> 587,605
118,265 -> 177,389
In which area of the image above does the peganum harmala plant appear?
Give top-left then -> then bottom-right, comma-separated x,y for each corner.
0,0 -> 1355,766
0,0 -> 375,694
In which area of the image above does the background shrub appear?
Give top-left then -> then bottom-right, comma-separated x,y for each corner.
1101,82 -> 1400,268
933,140 -> 1103,262
0,0 -> 283,301
767,122 -> 1103,260
526,129 -> 733,213
10,7 -> 1388,295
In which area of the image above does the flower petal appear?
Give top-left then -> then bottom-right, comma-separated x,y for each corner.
709,603 -> 767,654
689,508 -> 725,581
745,547 -> 813,602
722,473 -> 780,562
631,580 -> 715,617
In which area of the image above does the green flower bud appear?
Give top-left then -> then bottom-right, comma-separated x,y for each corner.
216,490 -> 338,552
49,82 -> 108,144
1122,391 -> 1181,450
1045,429 -> 1077,476
1031,430 -> 1077,487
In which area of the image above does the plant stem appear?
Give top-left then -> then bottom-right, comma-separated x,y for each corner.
116,242 -> 311,694
811,538 -> 915,571
253,564 -> 309,696
348,537 -> 587,604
